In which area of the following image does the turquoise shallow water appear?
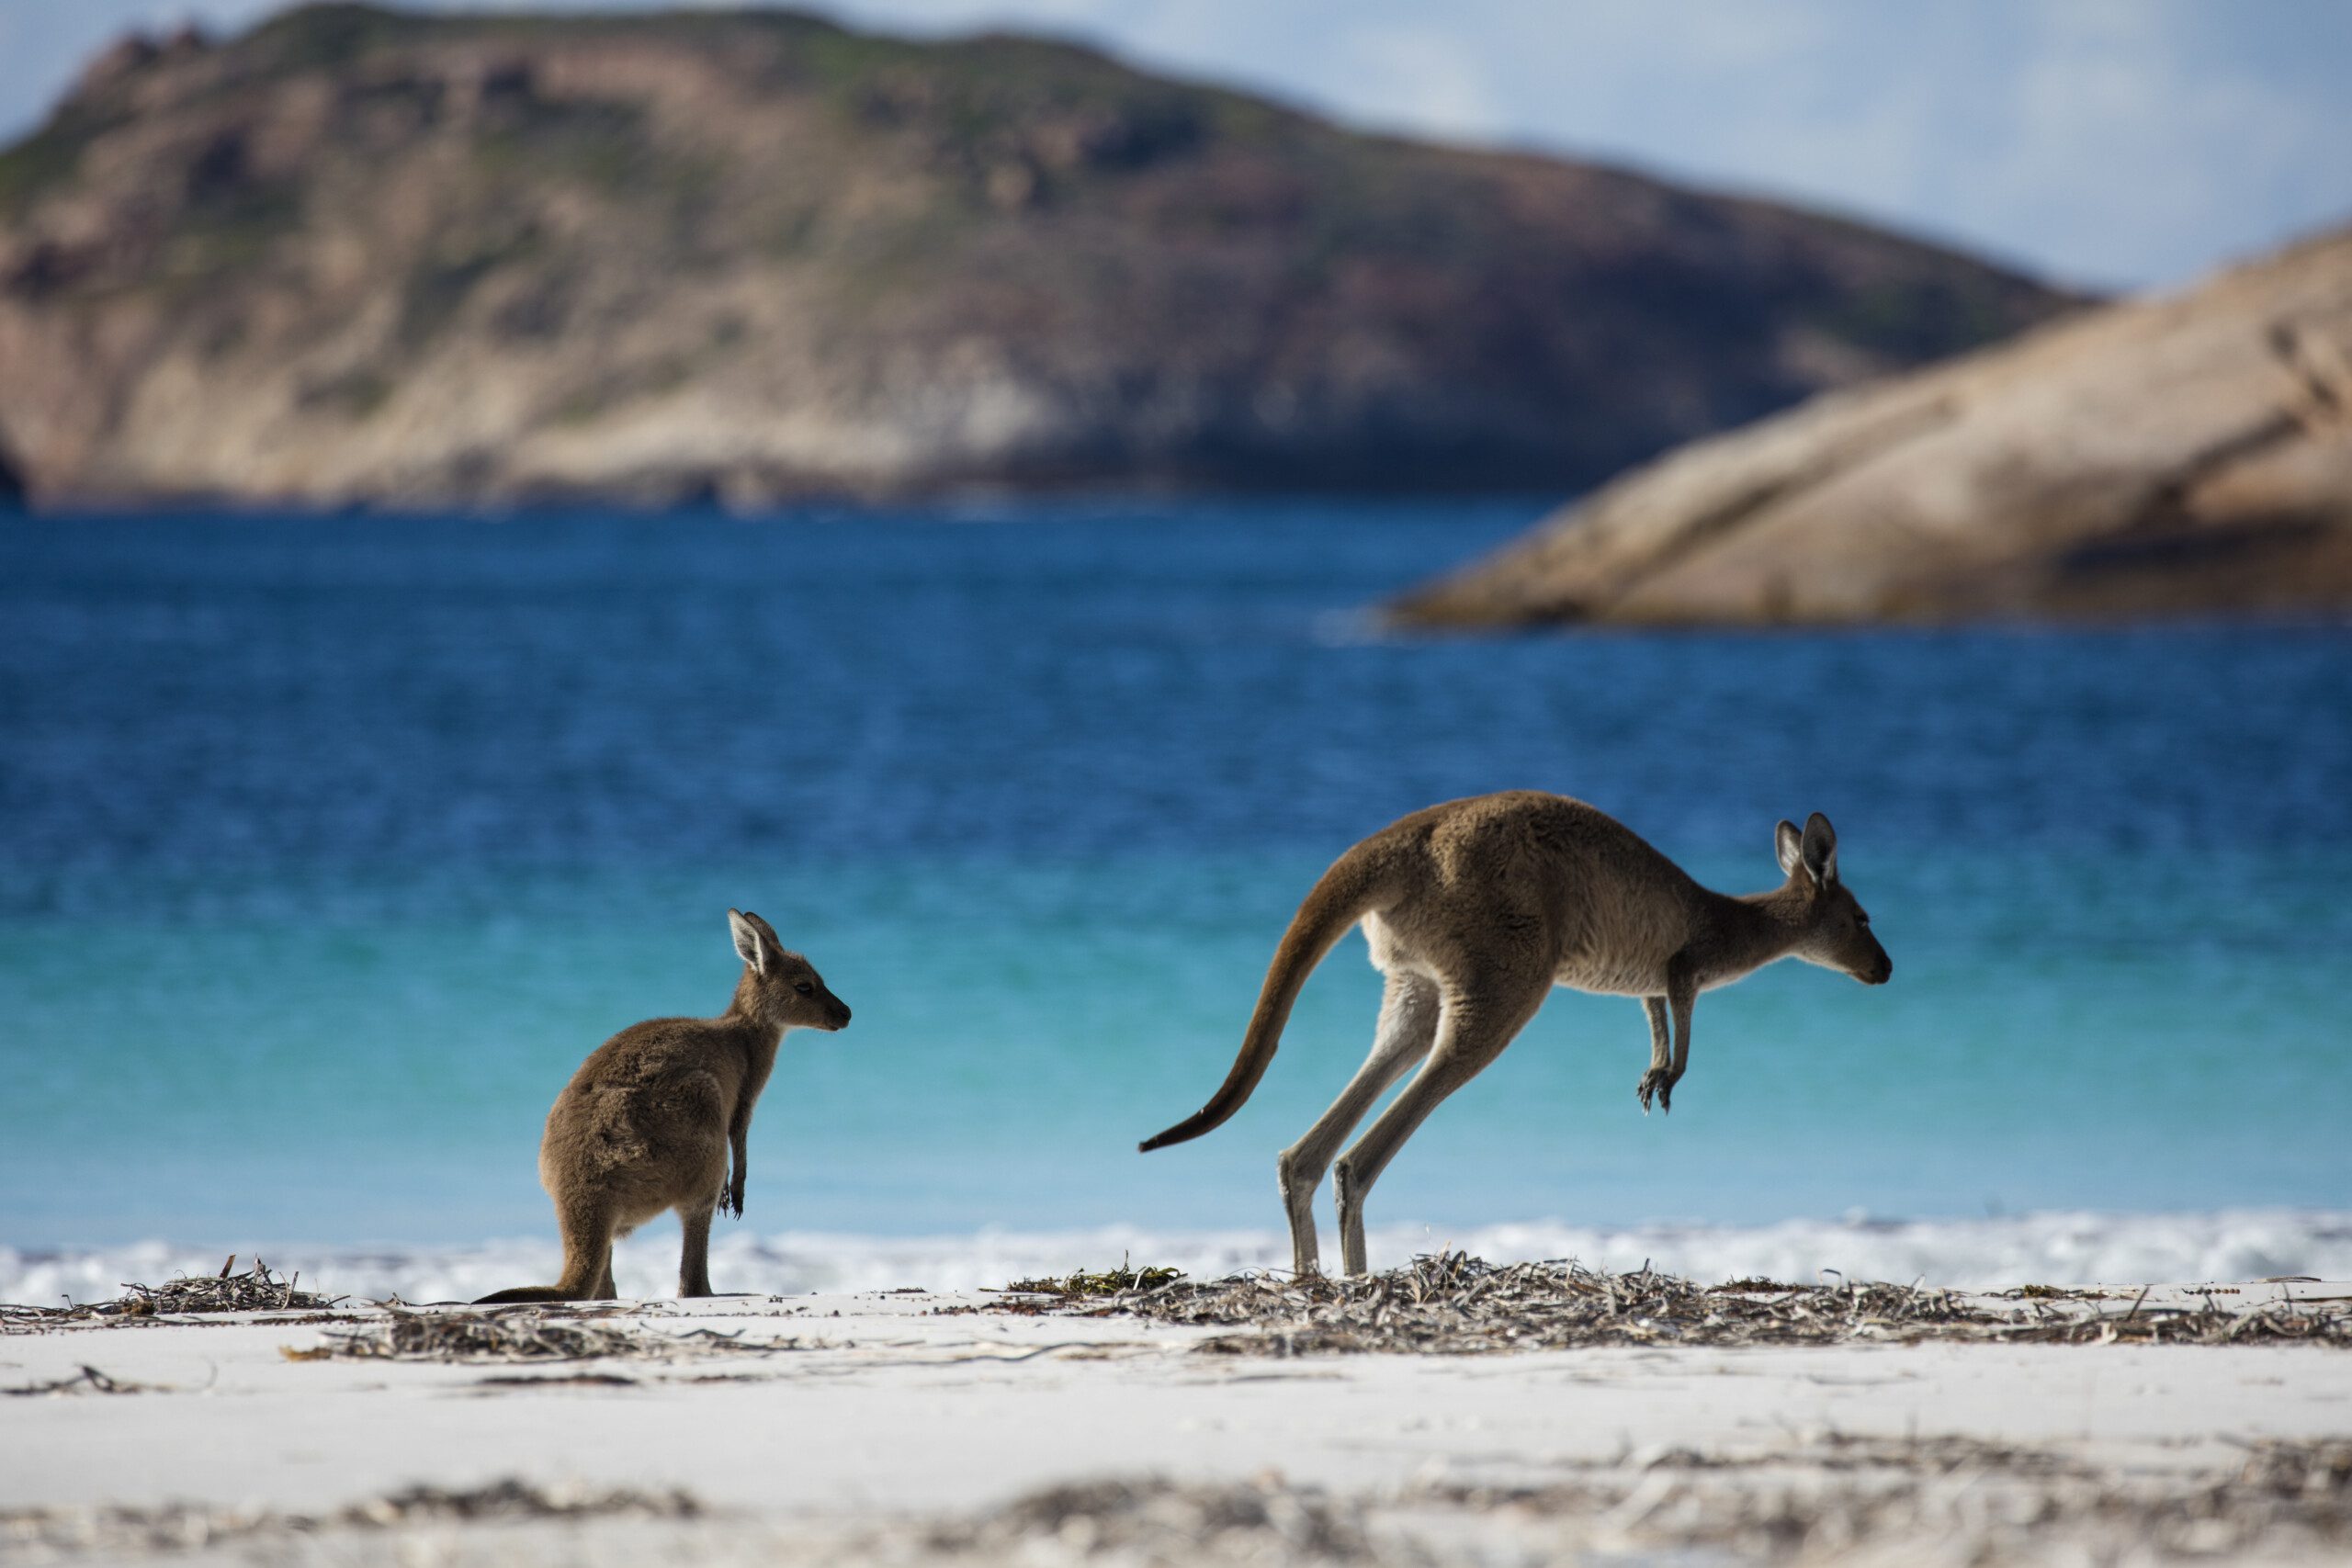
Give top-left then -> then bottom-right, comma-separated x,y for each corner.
2,502 -> 2348,1254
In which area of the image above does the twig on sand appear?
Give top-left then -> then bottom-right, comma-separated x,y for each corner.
3,1364 -> 147,1397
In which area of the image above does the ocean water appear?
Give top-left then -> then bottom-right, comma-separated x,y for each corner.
3,502 -> 2348,1297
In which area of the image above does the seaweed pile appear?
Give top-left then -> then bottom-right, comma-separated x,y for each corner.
1,1478 -> 698,1559
925,1477 -> 1373,1564
8,1438 -> 2346,1564
1998,1284 -> 2352,1348
1,1258 -> 343,1332
998,1251 -> 2352,1356
909,1434 -> 2352,1566
1001,1261 -> 1187,1300
283,1306 -> 806,1365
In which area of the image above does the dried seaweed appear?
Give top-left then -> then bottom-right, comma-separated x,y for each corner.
906,1434 -> 2352,1565
1,1256 -> 344,1333
1409,1434 -> 2352,1563
2,1364 -> 146,1398
995,1250 -> 2352,1356
927,1477 -> 1374,1562
1001,1258 -> 1187,1300
0,1478 -> 697,1558
5,1436 -> 2347,1564
283,1305 -> 807,1364
1997,1282 -> 2119,1301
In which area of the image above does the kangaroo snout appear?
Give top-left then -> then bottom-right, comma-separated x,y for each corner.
1863,953 -> 1893,985
826,999 -> 853,1030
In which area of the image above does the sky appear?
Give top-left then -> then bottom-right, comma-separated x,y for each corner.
2,0 -> 2346,291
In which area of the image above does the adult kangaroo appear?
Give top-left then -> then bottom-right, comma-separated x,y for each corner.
1138,793 -> 1891,1277
477,910 -> 851,1303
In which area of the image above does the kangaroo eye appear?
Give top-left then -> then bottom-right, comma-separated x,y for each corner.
793,981 -> 815,996
1855,912 -> 1871,927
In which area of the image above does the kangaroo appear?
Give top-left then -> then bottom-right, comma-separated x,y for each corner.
1139,793 -> 1891,1277
476,910 -> 851,1303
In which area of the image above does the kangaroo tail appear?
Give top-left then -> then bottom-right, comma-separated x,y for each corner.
1139,849 -> 1394,1153
470,1285 -> 581,1304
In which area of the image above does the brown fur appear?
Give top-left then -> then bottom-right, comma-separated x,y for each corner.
1140,793 -> 1892,1276
475,910 -> 850,1303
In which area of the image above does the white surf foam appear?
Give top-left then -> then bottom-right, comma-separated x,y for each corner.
7,1209 -> 2350,1308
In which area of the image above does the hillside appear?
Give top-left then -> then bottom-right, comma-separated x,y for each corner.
1387,227 -> 2352,626
0,4 -> 2074,508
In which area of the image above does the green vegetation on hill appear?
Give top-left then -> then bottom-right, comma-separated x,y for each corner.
0,3 -> 2076,507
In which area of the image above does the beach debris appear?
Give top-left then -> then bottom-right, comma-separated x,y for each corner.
1001,1257 -> 1187,1300
1411,1434 -> 2352,1564
1,1257 -> 345,1333
924,1476 -> 1374,1563
0,1478 -> 698,1559
992,1250 -> 2352,1355
3,1432 -> 2346,1562
935,1435 -> 2352,1563
350,1478 -> 698,1523
902,1433 -> 2352,1565
5,1437 -> 2345,1565
111,1256 -> 345,1315
2,1364 -> 146,1398
282,1305 -> 808,1364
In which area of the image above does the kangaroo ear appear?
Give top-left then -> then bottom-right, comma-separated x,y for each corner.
1775,819 -> 1804,878
1800,813 -> 1838,886
728,908 -> 766,974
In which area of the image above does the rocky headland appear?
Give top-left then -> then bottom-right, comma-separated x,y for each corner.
0,3 -> 2071,508
1389,227 -> 2352,626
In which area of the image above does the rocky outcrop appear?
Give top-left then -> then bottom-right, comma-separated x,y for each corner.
0,4 -> 2072,508
1389,228 -> 2352,626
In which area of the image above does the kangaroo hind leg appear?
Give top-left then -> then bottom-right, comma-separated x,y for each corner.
1277,971 -> 1440,1277
678,1202 -> 717,1298
560,1192 -> 619,1302
477,1191 -> 616,1303
1636,997 -> 1670,1113
1333,975 -> 1548,1276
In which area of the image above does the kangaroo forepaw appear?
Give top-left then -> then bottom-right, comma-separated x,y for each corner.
1636,1068 -> 1668,1114
718,1182 -> 743,1219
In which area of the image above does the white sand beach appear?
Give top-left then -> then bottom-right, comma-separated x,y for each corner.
5,1276 -> 2349,1565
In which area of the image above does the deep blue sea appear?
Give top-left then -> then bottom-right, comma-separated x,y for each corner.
3,501 -> 2349,1297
